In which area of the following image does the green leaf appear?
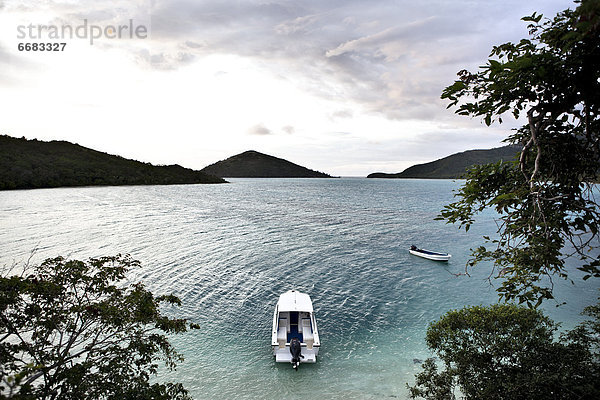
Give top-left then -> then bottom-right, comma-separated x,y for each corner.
438,0 -> 600,309
1,255 -> 195,399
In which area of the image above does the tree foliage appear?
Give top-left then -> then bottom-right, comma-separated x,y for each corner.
367,145 -> 520,179
0,135 -> 226,190
0,255 -> 198,399
408,303 -> 600,399
438,0 -> 600,306
200,150 -> 333,178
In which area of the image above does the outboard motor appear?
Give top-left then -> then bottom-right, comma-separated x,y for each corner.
289,337 -> 304,370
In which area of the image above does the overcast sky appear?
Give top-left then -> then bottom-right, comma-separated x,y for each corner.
1,0 -> 571,176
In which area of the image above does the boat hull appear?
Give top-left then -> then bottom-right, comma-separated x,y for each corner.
409,249 -> 451,261
272,290 -> 320,364
273,346 -> 318,363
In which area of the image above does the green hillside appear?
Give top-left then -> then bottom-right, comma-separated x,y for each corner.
201,150 -> 332,178
368,145 -> 520,179
0,135 -> 226,190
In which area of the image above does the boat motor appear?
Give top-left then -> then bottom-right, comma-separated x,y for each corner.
289,337 -> 304,370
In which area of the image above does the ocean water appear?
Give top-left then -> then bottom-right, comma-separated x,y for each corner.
0,178 -> 597,399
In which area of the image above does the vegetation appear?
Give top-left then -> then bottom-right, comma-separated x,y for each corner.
200,150 -> 332,178
0,135 -> 226,190
0,255 -> 197,399
437,0 -> 600,307
410,2 -> 600,397
408,303 -> 600,399
367,145 -> 520,179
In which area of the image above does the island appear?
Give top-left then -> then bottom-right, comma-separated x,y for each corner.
368,145 -> 520,179
200,150 -> 332,178
0,135 -> 226,190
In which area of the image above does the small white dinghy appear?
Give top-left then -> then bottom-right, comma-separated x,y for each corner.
409,245 -> 451,261
272,290 -> 320,370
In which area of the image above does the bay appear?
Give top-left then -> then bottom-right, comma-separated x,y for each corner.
0,178 -> 597,399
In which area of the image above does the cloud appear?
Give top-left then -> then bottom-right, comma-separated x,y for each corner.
248,124 -> 296,136
8,0 -> 568,124
326,24 -> 405,58
282,125 -> 295,134
0,42 -> 41,86
0,44 -> 10,65
3,1 -> 570,132
141,0 -> 491,121
184,40 -> 206,49
330,109 -> 354,120
248,123 -> 273,136
135,48 -> 195,70
274,13 -> 320,35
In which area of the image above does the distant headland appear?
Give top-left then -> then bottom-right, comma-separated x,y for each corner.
0,135 -> 226,190
1,134 -> 523,190
200,150 -> 333,178
367,145 -> 520,179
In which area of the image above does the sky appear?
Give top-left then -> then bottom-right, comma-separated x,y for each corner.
0,0 -> 572,176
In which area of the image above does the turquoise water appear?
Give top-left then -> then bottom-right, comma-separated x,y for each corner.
0,178 -> 597,399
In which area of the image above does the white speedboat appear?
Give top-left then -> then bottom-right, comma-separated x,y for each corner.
409,245 -> 451,261
272,290 -> 320,368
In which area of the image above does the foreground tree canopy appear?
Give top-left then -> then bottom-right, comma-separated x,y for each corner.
0,255 -> 197,400
439,0 -> 600,306
408,303 -> 600,399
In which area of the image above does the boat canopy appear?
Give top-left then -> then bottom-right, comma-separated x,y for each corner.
277,290 -> 313,313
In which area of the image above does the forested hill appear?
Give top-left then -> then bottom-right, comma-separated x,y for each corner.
201,150 -> 332,178
0,135 -> 226,190
367,145 -> 520,179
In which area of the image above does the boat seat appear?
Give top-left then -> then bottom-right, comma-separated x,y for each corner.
277,318 -> 287,348
298,312 -> 311,333
301,319 -> 313,349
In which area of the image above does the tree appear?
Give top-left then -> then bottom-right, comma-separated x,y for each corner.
0,254 -> 198,399
438,0 -> 600,306
408,303 -> 600,399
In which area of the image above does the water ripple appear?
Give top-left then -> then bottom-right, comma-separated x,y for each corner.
1,179 -> 597,399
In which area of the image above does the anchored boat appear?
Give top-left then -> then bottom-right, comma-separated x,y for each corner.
272,290 -> 320,369
409,245 -> 451,261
